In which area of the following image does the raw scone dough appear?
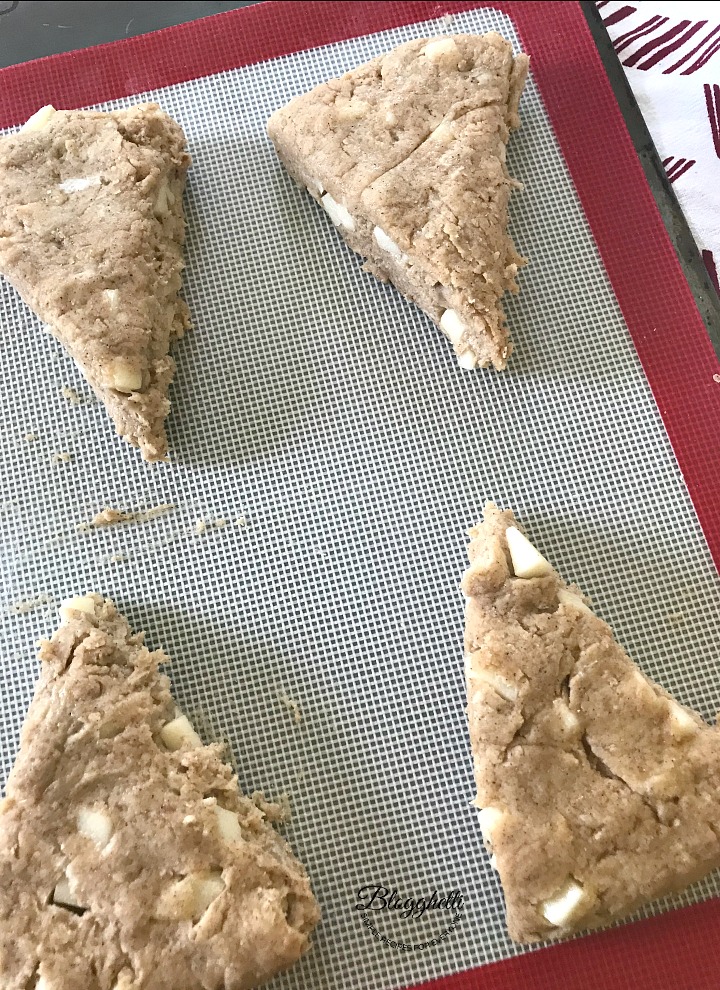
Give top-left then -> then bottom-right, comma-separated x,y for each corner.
267,34 -> 528,370
0,595 -> 319,989
0,104 -> 191,461
464,504 -> 720,942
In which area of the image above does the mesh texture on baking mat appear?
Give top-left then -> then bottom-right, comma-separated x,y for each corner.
1,5 -> 720,988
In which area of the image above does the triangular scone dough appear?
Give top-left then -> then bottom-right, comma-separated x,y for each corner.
463,504 -> 720,942
0,595 -> 319,989
268,34 -> 528,370
0,104 -> 191,461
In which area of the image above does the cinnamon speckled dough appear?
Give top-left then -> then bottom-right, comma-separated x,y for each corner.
0,104 -> 191,461
0,595 -> 319,989
464,504 -> 720,943
267,34 -> 528,370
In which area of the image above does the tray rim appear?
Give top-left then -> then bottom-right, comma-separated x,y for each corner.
1,3 -> 718,988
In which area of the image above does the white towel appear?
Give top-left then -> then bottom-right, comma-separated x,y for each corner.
599,0 -> 720,289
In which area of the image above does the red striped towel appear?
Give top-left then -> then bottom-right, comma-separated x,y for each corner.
599,1 -> 720,290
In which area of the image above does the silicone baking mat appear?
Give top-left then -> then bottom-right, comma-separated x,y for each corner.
2,3 -> 720,989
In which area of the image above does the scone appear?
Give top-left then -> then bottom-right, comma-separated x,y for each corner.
268,34 -> 528,370
463,504 -> 720,942
0,595 -> 319,989
0,104 -> 191,462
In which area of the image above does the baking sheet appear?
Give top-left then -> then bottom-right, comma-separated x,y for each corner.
2,5 -> 720,988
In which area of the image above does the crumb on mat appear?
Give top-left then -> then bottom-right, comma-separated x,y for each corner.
194,518 -> 227,535
277,690 -> 302,725
10,595 -> 51,615
61,385 -> 83,405
79,505 -> 174,529
251,791 -> 292,824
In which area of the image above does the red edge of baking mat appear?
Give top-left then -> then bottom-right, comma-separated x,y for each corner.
1,2 -> 719,988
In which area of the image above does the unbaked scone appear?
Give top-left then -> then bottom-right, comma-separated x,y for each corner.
0,104 -> 191,461
463,504 -> 720,942
267,34 -> 528,370
0,594 -> 319,989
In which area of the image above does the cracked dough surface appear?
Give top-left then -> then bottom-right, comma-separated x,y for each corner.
0,104 -> 191,462
267,33 -> 528,370
0,595 -> 319,989
463,504 -> 720,942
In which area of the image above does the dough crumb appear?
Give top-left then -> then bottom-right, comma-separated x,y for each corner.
52,452 -> 72,463
235,516 -> 247,527
109,553 -> 126,564
441,12 -> 455,26
194,518 -> 227,536
23,432 -> 37,442
252,791 -> 292,824
81,505 -> 174,529
10,594 -> 51,615
61,385 -> 83,405
666,612 -> 686,626
278,690 -> 303,725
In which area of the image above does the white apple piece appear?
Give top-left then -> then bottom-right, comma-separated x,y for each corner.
20,105 -> 56,132
160,713 -> 203,751
477,806 -> 504,846
668,702 -> 700,739
214,805 -> 243,844
320,193 -> 355,231
58,176 -> 102,194
155,871 -> 225,921
77,807 -> 113,849
422,37 -> 460,61
557,588 -> 593,614
541,880 -> 587,927
439,309 -> 466,346
373,226 -> 407,263
469,667 -> 519,703
506,526 -> 552,578
457,349 -> 478,370
553,698 -> 580,733
52,872 -> 86,911
59,595 -> 96,623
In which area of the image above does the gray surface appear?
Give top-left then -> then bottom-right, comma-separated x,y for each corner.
0,1 -> 257,68
2,6 -> 720,988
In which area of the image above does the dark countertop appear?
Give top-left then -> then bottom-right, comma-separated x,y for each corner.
0,2 -> 256,68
